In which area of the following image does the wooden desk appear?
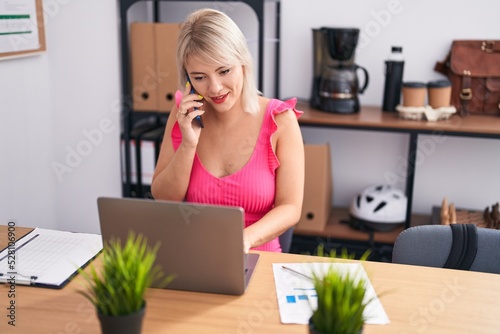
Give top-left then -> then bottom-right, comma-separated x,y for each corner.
1,227 -> 500,333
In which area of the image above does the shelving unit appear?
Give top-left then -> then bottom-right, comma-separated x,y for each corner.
118,0 -> 281,197
117,2 -> 500,259
291,207 -> 430,260
293,100 -> 500,258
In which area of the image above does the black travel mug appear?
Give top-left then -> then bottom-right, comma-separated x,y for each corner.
382,46 -> 405,111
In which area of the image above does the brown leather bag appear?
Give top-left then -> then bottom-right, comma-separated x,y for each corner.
435,40 -> 500,116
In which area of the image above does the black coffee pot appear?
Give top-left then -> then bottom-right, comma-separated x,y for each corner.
310,27 -> 369,114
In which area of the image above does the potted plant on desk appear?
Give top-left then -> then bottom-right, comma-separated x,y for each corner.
308,245 -> 372,334
78,232 -> 173,334
309,265 -> 369,334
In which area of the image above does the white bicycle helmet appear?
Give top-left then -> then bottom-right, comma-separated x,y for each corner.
349,184 -> 407,231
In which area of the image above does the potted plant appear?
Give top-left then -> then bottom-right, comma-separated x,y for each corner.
308,245 -> 372,334
78,232 -> 173,334
309,265 -> 369,334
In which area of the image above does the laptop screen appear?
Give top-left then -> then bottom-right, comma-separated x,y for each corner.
97,197 -> 259,295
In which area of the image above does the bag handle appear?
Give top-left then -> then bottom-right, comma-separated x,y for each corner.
434,52 -> 450,76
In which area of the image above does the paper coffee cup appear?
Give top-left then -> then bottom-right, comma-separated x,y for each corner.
427,80 -> 452,109
402,82 -> 427,107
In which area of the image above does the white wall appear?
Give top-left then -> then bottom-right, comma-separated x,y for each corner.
0,0 -> 498,234
281,0 -> 500,214
0,54 -> 56,229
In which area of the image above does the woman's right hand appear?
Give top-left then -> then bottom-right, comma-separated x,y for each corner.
176,81 -> 205,148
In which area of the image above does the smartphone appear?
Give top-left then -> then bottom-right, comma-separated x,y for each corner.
186,75 -> 204,128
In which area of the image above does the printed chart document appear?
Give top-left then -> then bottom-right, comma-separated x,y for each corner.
0,228 -> 103,288
0,0 -> 41,53
272,262 -> 390,325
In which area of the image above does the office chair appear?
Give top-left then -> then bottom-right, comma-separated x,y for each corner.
392,224 -> 500,274
279,226 -> 295,253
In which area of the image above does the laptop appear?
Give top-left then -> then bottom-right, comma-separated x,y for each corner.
97,197 -> 259,295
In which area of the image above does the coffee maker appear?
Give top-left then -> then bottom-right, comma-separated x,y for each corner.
310,27 -> 369,113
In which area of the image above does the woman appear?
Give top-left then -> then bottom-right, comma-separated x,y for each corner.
151,8 -> 304,252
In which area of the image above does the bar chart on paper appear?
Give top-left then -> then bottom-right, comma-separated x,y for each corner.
285,287 -> 317,304
272,263 -> 390,325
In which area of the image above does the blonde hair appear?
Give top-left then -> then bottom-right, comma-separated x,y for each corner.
177,8 -> 259,115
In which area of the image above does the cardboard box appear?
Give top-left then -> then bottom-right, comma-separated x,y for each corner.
130,22 -> 180,112
130,22 -> 158,111
295,144 -> 333,233
155,23 -> 180,112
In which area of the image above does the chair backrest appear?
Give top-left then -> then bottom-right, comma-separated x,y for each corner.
392,224 -> 500,274
279,226 -> 295,253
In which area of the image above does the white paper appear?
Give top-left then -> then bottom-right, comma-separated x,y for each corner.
0,228 -> 102,287
272,262 -> 390,325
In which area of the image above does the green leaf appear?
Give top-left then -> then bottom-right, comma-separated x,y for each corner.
77,231 -> 174,316
310,266 -> 370,334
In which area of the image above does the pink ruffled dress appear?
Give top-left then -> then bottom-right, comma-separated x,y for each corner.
171,94 -> 303,252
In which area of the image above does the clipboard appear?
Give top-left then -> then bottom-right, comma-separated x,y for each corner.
0,228 -> 102,288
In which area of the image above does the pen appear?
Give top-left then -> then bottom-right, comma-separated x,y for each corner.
281,265 -> 314,281
0,273 -> 37,285
0,278 -> 33,286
